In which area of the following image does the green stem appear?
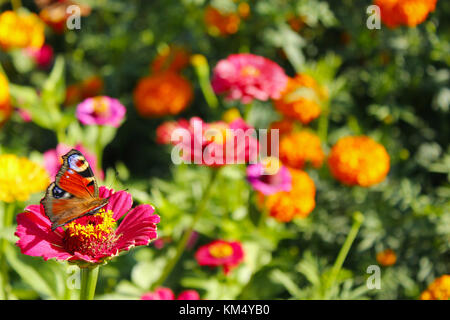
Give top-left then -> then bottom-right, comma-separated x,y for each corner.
79,266 -> 99,300
0,201 -> 15,300
318,112 -> 329,143
10,0 -> 22,11
325,211 -> 364,297
95,126 -> 104,174
151,168 -> 220,290
191,55 -> 218,109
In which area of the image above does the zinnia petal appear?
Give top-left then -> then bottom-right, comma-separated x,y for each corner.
15,205 -> 72,261
114,204 -> 160,251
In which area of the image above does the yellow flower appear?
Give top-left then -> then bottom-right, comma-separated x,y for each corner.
0,73 -> 12,127
328,136 -> 390,187
222,108 -> 242,123
0,10 -> 45,50
420,275 -> 450,300
376,249 -> 397,266
0,154 -> 50,203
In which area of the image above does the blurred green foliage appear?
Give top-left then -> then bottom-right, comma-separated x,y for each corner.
0,0 -> 449,300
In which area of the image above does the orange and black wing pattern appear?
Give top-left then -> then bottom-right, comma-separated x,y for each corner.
40,149 -> 108,230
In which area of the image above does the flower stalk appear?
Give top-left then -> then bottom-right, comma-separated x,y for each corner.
152,168 -> 220,289
325,211 -> 364,297
191,54 -> 218,109
79,265 -> 99,300
0,202 -> 15,299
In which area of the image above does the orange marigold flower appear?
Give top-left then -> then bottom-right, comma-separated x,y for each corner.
376,249 -> 397,266
237,3 -> 251,19
273,74 -> 327,125
151,45 -> 191,73
279,130 -> 325,169
133,71 -> 193,117
80,76 -> 104,99
328,136 -> 390,187
375,0 -> 437,28
204,6 -> 241,36
420,275 -> 450,300
261,169 -> 316,222
0,73 -> 12,127
0,10 -> 45,50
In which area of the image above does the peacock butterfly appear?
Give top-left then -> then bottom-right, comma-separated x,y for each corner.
41,149 -> 109,231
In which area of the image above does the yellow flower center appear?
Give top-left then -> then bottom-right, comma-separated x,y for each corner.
66,209 -> 116,240
204,123 -> 232,145
209,242 -> 233,258
240,65 -> 260,77
261,156 -> 281,175
92,97 -> 110,116
64,209 -> 119,258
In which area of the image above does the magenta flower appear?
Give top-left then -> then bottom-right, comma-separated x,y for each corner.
43,143 -> 104,180
211,53 -> 288,104
246,160 -> 292,195
141,288 -> 200,300
195,240 -> 244,274
15,187 -> 160,265
25,44 -> 54,69
168,117 -> 259,167
76,96 -> 126,127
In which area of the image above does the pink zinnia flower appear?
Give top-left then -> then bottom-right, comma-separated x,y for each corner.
141,287 -> 200,300
156,119 -> 190,145
211,53 -> 288,104
195,240 -> 244,274
76,96 -> 126,127
43,143 -> 104,180
246,158 -> 292,195
25,44 -> 54,69
169,117 -> 259,167
15,187 -> 160,265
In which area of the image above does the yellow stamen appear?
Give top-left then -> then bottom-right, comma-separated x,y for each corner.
66,209 -> 116,240
209,242 -> 233,258
240,65 -> 260,77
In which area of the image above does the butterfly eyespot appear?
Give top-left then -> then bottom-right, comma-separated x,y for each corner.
52,186 -> 66,199
68,154 -> 89,172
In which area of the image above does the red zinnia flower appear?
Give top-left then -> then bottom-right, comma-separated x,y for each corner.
195,240 -> 244,274
15,187 -> 160,265
141,287 -> 200,300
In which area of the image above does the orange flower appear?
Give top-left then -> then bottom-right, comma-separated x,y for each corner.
420,275 -> 450,300
133,71 -> 193,117
375,0 -> 437,28
0,73 -> 12,127
64,76 -> 104,106
376,249 -> 397,266
279,130 -> 325,169
287,14 -> 306,32
261,169 -> 316,222
80,76 -> 104,99
204,6 -> 241,36
328,136 -> 390,187
151,45 -> 191,73
0,10 -> 45,50
273,74 -> 327,125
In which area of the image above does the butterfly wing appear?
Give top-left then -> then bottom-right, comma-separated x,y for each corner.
56,149 -> 98,198
41,149 -> 108,230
